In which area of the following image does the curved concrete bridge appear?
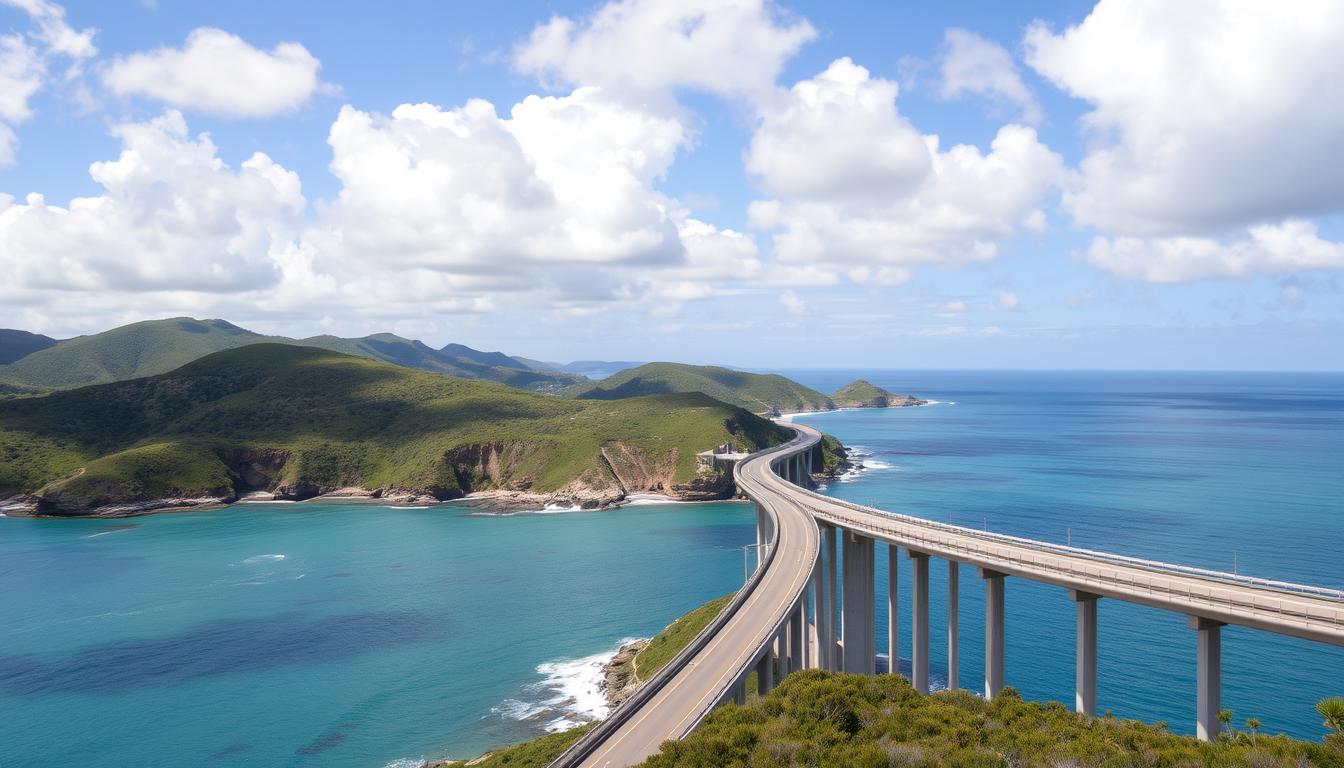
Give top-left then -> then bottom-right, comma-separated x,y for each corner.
551,422 -> 1344,767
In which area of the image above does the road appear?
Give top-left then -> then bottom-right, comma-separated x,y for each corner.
550,424 -> 822,768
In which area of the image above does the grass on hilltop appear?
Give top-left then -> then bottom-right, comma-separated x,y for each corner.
571,362 -> 834,415
0,344 -> 789,511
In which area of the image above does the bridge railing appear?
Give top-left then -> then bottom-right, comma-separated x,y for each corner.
545,429 -> 814,768
796,484 -> 1344,604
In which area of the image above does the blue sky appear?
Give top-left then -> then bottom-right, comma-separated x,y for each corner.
1,0 -> 1341,370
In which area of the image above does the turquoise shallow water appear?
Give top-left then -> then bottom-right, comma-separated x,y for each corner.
780,370 -> 1344,740
1,371 -> 1341,765
0,500 -> 755,767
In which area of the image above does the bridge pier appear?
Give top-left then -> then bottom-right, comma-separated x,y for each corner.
1190,616 -> 1223,742
789,601 -> 805,673
948,560 -> 960,691
910,550 -> 930,693
756,648 -> 773,695
982,568 -> 1005,699
886,543 -> 899,677
1071,590 -> 1098,716
734,679 -> 746,705
841,530 -> 876,674
808,558 -> 821,669
822,525 -> 838,670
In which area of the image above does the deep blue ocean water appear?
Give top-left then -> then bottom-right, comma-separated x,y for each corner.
1,370 -> 1340,766
779,370 -> 1344,741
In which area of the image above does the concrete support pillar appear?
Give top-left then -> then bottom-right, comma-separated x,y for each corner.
1189,616 -> 1223,742
947,560 -> 960,691
808,559 -> 821,669
981,568 -> 1005,699
886,543 -> 899,676
841,530 -> 876,675
1071,590 -> 1098,716
756,648 -> 773,695
822,525 -> 838,671
789,601 -> 805,673
734,678 -> 746,705
910,551 -> 930,693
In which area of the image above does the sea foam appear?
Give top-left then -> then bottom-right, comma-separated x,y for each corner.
494,639 -> 641,732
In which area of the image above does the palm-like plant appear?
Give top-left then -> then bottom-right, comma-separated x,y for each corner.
1245,717 -> 1261,743
1218,708 -> 1234,739
1319,697 -> 1344,733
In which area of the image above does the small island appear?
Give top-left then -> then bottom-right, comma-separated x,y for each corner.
831,379 -> 928,409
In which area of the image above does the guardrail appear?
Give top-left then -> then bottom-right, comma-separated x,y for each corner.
546,428 -> 814,768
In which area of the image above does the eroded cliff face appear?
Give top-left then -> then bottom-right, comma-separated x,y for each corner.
26,438 -> 743,516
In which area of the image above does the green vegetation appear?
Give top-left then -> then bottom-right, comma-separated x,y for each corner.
0,328 -> 58,364
0,318 -> 261,390
831,379 -> 926,409
640,673 -> 1344,768
0,344 -> 789,514
0,317 -> 582,393
572,363 -> 834,415
445,725 -> 593,768
1321,697 -> 1344,734
635,593 -> 736,680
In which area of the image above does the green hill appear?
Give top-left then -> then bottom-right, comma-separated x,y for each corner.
0,329 -> 58,364
832,379 -> 927,409
572,363 -> 834,415
0,318 -> 582,393
0,318 -> 262,389
0,344 -> 789,515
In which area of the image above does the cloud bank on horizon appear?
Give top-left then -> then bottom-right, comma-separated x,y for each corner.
0,0 -> 1341,368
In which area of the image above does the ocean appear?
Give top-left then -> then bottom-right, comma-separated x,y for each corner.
0,500 -> 756,767
0,370 -> 1340,766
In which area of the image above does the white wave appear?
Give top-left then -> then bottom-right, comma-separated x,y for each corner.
242,553 -> 286,564
862,459 -> 894,470
921,399 -> 955,406
382,759 -> 426,768
494,639 -> 642,733
384,505 -> 431,510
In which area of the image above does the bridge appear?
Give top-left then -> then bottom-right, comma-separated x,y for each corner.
551,421 -> 1344,767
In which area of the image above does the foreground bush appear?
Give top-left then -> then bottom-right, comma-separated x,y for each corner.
640,671 -> 1344,768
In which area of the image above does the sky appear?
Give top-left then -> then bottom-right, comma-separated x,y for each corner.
0,0 -> 1341,370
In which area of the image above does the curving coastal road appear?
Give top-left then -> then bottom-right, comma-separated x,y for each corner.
551,419 -> 1343,767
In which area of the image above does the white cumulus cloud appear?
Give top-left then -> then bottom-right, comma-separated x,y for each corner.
938,28 -> 1039,124
1026,0 -> 1344,236
0,111 -> 303,296
102,28 -> 326,117
746,58 -> 1064,274
514,0 -> 815,103
1083,220 -> 1344,283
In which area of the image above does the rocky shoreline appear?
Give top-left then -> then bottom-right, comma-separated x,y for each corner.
0,484 -> 741,519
